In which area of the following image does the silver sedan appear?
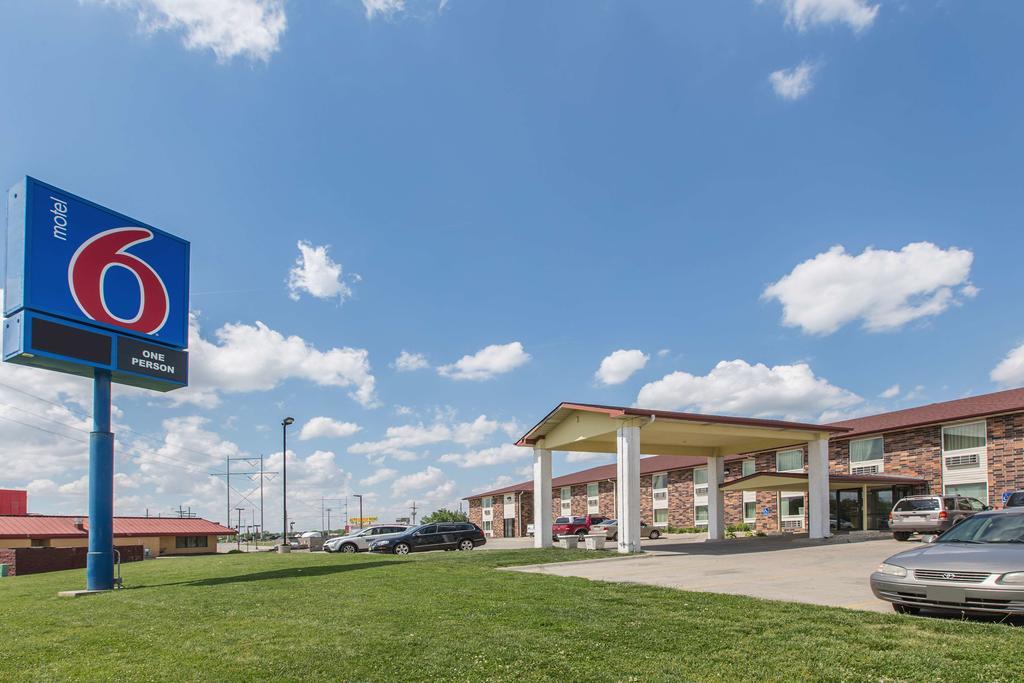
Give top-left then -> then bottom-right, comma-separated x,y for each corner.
590,519 -> 663,541
870,508 -> 1024,616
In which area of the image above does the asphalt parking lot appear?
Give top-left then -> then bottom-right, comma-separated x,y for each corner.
507,534 -> 911,613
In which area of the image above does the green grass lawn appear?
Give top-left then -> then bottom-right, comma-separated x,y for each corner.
1,549 -> 1022,682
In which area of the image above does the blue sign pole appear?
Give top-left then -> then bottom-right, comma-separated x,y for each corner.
86,369 -> 114,591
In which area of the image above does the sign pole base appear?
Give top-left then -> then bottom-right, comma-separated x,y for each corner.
85,369 -> 114,592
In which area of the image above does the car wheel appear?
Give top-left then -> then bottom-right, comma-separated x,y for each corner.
891,603 -> 919,615
893,532 -> 911,542
340,543 -> 357,553
648,529 -> 660,540
458,539 -> 474,551
393,543 -> 411,556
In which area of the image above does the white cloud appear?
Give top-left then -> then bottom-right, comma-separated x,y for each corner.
595,349 -> 649,385
879,384 -> 901,399
782,0 -> 879,32
287,241 -> 354,303
992,344 -> 1024,387
763,243 -> 976,335
392,351 -> 429,372
657,349 -> 671,358
298,417 -> 362,441
362,0 -> 405,19
473,475 -> 513,494
769,61 -> 818,100
360,468 -> 398,487
99,0 -> 286,62
348,414 -> 510,461
636,359 -> 862,422
438,443 -> 529,469
391,465 -> 445,496
178,313 -> 378,408
438,342 -> 530,381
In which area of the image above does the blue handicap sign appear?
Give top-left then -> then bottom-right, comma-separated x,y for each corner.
762,507 -> 771,517
1003,491 -> 1013,504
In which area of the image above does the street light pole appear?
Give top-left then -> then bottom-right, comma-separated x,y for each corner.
354,494 -> 363,529
279,417 -> 294,553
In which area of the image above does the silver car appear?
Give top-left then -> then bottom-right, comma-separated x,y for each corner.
590,519 -> 662,541
870,508 -> 1024,616
323,525 -> 410,553
889,494 -> 988,541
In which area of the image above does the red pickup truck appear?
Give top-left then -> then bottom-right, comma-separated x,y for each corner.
552,515 -> 609,541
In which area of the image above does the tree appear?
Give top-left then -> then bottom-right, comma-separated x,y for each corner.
420,508 -> 469,524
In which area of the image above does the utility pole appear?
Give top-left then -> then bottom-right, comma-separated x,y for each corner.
235,507 -> 244,550
210,457 -> 276,536
326,508 -> 332,533
353,494 -> 364,529
281,417 -> 294,551
410,501 -> 418,525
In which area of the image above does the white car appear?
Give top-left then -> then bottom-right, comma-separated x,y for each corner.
323,525 -> 410,553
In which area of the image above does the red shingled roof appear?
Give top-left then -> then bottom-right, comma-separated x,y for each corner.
465,454 -> 729,499
827,387 -> 1024,439
0,515 -> 235,539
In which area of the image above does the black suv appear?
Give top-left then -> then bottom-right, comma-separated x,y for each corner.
368,522 -> 486,555
1006,491 -> 1024,508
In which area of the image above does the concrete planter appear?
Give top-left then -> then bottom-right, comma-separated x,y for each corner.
558,536 -> 578,549
583,535 -> 606,551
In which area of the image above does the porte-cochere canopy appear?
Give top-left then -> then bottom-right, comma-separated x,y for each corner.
516,403 -> 850,553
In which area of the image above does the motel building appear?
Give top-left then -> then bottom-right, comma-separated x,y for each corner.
466,387 -> 1024,545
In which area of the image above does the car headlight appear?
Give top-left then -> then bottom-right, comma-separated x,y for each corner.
877,563 -> 908,577
998,572 -> 1024,585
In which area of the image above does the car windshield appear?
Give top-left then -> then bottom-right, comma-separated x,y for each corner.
1008,493 -> 1024,507
937,513 -> 1024,544
894,498 -> 940,512
554,517 -> 570,524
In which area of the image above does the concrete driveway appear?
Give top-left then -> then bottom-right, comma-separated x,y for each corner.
508,535 -> 912,613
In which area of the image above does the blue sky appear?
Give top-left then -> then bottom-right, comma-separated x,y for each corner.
1,0 -> 1023,530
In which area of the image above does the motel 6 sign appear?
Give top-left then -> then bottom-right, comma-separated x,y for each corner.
4,177 -> 189,391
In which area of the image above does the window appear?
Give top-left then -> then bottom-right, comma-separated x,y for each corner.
652,472 -> 669,510
849,436 -> 884,474
652,473 -> 668,490
780,495 -> 805,517
944,481 -> 989,505
945,453 -> 980,468
744,501 -> 757,522
894,498 -> 940,512
175,536 -> 209,548
693,467 -> 708,495
587,483 -> 600,514
741,459 -> 756,477
438,524 -> 457,533
554,517 -> 570,524
695,505 -> 708,525
776,449 -> 803,472
560,486 -> 572,515
942,421 -> 986,452
654,508 -> 668,526
482,520 -> 492,533
30,538 -> 48,547
482,496 -> 493,510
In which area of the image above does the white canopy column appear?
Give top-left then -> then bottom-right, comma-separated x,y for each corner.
533,445 -> 552,548
705,454 -> 725,541
616,423 -> 642,553
807,437 -> 831,539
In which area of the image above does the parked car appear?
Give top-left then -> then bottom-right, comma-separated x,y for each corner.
1005,491 -> 1024,508
552,515 -> 609,541
870,507 -> 1024,616
368,522 -> 486,555
889,495 -> 989,541
590,519 -> 662,541
323,525 -> 410,553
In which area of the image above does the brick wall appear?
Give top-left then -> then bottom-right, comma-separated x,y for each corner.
988,413 -> 1024,505
0,545 -> 143,577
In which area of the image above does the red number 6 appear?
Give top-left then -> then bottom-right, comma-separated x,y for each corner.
68,228 -> 170,335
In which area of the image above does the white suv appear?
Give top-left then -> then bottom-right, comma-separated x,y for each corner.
323,525 -> 410,553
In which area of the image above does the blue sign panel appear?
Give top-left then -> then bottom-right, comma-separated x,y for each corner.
5,177 -> 189,349
762,507 -> 771,517
1003,491 -> 1013,504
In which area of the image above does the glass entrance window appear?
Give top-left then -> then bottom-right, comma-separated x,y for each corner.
867,488 -> 894,531
503,518 -> 515,537
829,489 -> 863,532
